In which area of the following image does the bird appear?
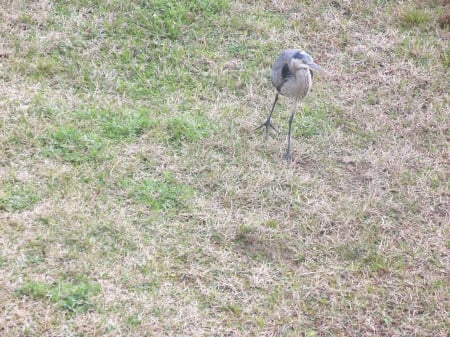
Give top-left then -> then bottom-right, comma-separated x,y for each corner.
256,49 -> 328,164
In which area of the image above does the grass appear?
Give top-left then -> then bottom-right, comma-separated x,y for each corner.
0,0 -> 449,336
0,181 -> 41,212
399,8 -> 432,27
17,276 -> 100,314
128,174 -> 195,212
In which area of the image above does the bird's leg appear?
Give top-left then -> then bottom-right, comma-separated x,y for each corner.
285,99 -> 298,164
256,92 -> 279,140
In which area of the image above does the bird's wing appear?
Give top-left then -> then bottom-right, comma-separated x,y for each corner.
271,49 -> 302,91
278,63 -> 292,90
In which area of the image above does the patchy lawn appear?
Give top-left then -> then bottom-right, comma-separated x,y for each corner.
0,0 -> 448,336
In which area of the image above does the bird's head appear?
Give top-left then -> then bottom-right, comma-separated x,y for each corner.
291,51 -> 330,76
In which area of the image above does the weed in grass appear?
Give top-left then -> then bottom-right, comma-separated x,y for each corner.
17,277 -> 100,314
399,8 -> 431,28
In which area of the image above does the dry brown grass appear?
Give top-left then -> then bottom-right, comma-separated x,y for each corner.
0,0 -> 449,336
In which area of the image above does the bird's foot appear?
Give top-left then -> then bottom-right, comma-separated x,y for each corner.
256,119 -> 277,140
284,149 -> 292,164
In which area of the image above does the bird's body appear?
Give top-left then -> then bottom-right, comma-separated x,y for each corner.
272,49 -> 313,97
257,49 -> 327,163
277,60 -> 312,99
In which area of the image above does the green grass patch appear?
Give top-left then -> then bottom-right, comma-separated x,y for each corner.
399,8 -> 431,28
137,0 -> 230,41
41,126 -> 107,163
166,113 -> 214,146
293,104 -> 331,138
128,173 -> 195,212
78,108 -> 156,140
17,276 -> 101,314
98,0 -> 230,42
0,182 -> 41,212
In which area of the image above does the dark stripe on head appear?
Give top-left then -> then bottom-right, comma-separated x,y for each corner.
293,51 -> 313,64
293,51 -> 305,60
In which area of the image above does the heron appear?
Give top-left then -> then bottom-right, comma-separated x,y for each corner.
256,49 -> 328,164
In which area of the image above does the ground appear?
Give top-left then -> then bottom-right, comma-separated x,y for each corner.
0,0 -> 449,336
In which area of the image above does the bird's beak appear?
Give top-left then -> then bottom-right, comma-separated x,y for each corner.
308,62 -> 331,76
